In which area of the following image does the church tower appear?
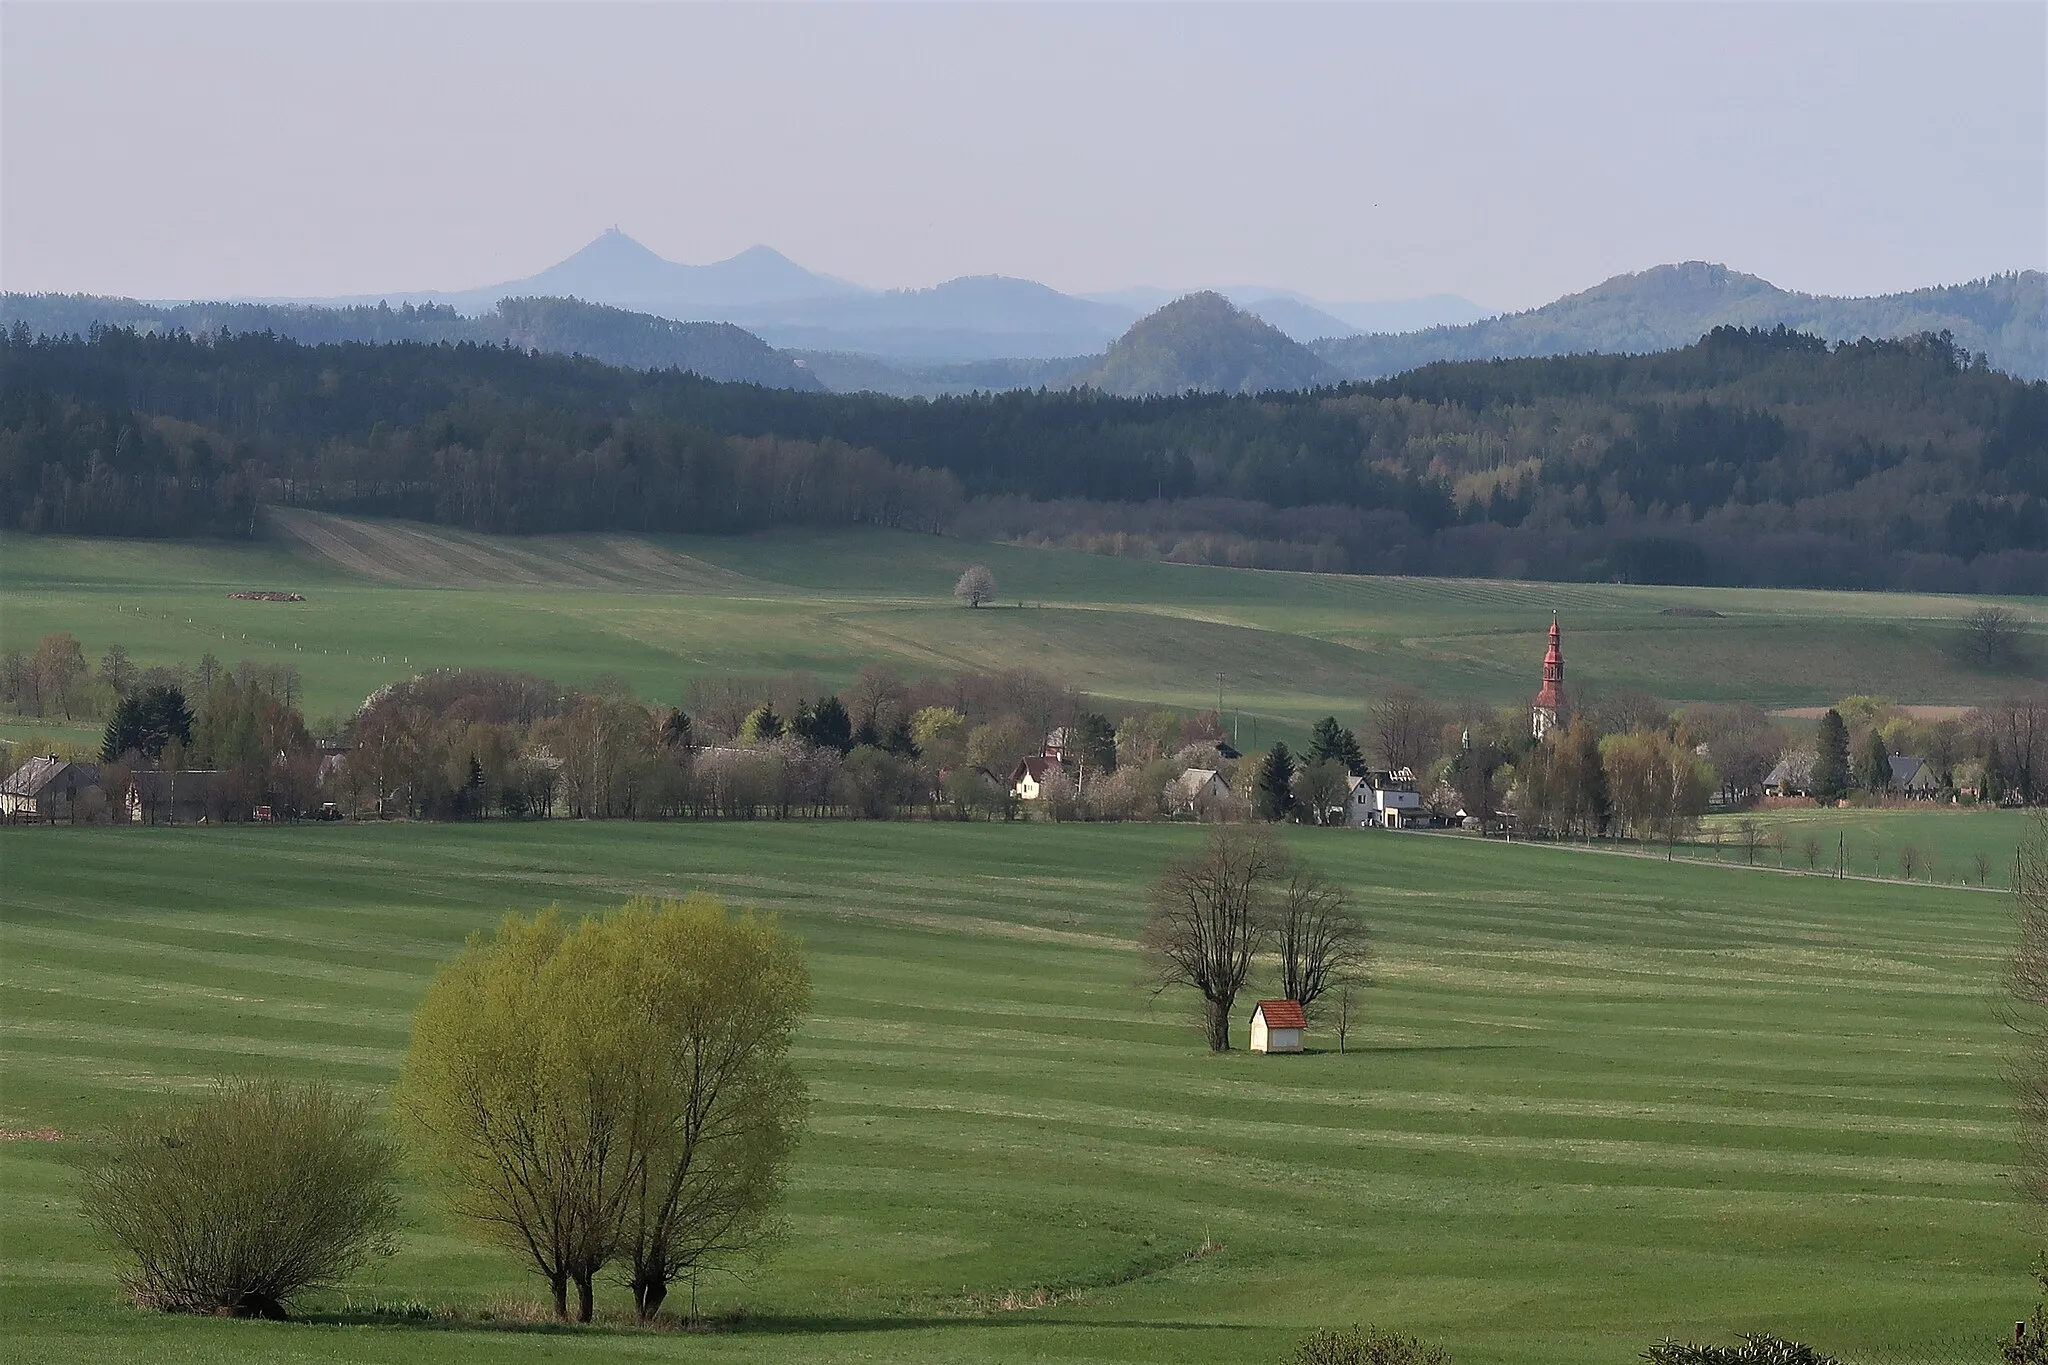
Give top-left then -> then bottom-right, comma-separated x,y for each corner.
1532,614 -> 1564,740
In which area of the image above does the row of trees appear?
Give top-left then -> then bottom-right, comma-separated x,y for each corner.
40,639 -> 2048,828
7,323 -> 2044,591
5,632 -> 302,728
79,896 -> 808,1324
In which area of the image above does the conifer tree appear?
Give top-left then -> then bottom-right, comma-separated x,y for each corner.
1812,709 -> 1851,803
1858,730 -> 1893,794
1255,742 -> 1297,821
1308,716 -> 1366,777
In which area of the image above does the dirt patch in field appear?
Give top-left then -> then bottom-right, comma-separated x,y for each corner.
0,1128 -> 63,1141
268,509 -> 759,592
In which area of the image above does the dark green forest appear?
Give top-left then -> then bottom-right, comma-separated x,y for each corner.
0,294 -> 823,391
3,321 -> 2043,592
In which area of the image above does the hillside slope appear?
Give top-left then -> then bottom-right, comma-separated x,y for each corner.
1314,263 -> 2047,380
1070,292 -> 1340,396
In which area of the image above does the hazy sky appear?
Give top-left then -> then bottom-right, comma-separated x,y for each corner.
4,2 -> 2042,309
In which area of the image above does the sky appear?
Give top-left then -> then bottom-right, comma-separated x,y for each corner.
3,2 -> 2042,311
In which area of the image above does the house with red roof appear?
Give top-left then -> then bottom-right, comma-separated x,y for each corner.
1248,999 -> 1306,1054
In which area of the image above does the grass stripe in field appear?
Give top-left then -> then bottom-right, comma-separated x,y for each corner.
0,821 -> 2030,1364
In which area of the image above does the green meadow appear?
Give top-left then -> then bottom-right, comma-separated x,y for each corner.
0,820 -> 2029,1364
1697,806 -> 2044,889
4,511 -> 2041,746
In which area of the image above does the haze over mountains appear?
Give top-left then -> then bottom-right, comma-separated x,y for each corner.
7,230 -> 2042,396
288,229 -> 1494,361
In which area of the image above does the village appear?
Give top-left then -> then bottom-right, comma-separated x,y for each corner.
5,616 -> 2033,834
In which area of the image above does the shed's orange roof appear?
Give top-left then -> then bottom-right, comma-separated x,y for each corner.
1254,999 -> 1307,1029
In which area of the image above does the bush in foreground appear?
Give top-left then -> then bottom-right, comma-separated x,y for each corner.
1292,1326 -> 1450,1365
77,1078 -> 399,1318
1643,1335 -> 1838,1364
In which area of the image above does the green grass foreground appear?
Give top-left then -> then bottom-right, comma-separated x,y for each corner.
0,821 -> 2027,1363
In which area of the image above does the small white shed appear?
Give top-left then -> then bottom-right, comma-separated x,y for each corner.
1248,999 -> 1306,1054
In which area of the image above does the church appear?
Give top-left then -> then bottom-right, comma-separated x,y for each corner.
1532,614 -> 1564,739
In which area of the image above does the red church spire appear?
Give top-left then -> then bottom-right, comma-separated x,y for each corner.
1532,614 -> 1564,738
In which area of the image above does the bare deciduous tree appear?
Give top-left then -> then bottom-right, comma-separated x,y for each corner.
954,564 -> 997,608
1333,981 -> 1360,1053
1967,606 -> 2025,670
847,663 -> 909,736
1294,759 -> 1351,828
1369,686 -> 1444,774
1142,827 -> 1284,1052
1276,865 -> 1370,1018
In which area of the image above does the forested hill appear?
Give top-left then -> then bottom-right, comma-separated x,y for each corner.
1067,292 -> 1340,396
0,293 -> 824,391
1313,264 -> 2047,382
3,323 -> 2043,593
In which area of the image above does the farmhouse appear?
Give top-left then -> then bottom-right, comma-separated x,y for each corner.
1347,769 -> 1421,828
1886,755 -> 1941,799
1173,767 -> 1230,813
125,770 -> 223,825
1764,751 -> 1814,798
1010,755 -> 1058,801
1249,999 -> 1306,1054
1,756 -> 102,823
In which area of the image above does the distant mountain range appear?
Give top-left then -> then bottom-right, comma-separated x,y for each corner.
11,246 -> 2041,398
248,229 -> 1490,361
1312,262 -> 2046,381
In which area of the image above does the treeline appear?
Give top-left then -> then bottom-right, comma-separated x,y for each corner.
3,323 -> 2044,590
0,293 -> 823,389
0,330 -> 956,536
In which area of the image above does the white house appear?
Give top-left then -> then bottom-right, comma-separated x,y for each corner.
1173,767 -> 1230,813
1,756 -> 101,823
1009,755 -> 1058,801
1249,999 -> 1306,1054
1347,770 -> 1421,829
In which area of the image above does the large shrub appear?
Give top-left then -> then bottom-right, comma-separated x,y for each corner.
77,1078 -> 399,1318
1293,1326 -> 1450,1365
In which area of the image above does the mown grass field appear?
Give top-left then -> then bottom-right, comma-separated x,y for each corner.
1697,806 -> 2043,889
4,511 -> 2041,746
0,820 -> 2029,1364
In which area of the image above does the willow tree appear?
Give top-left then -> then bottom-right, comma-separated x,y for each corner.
396,899 -> 809,1324
606,896 -> 809,1322
396,909 -> 635,1321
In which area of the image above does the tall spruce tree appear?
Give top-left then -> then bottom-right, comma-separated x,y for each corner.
1308,717 -> 1367,777
1858,730 -> 1894,794
1255,742 -> 1297,821
1812,709 -> 1851,803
